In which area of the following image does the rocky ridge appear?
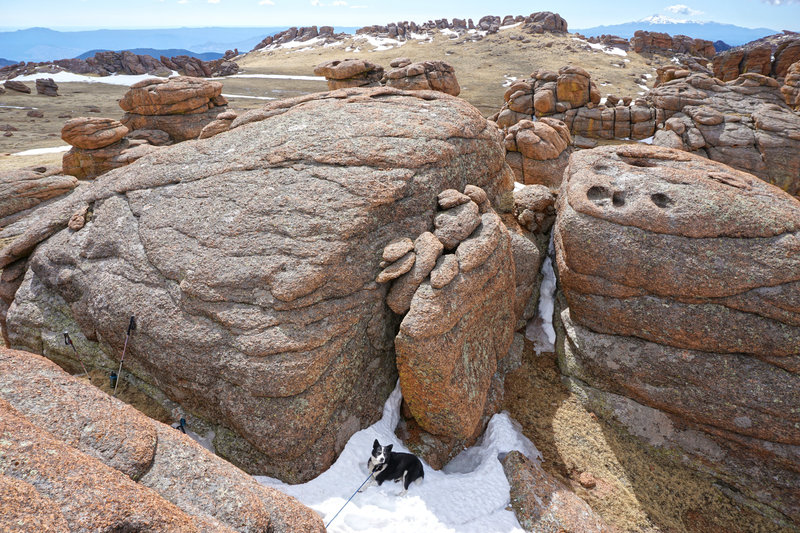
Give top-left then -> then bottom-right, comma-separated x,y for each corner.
0,50 -> 238,80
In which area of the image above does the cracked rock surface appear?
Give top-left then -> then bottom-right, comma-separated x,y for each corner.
555,144 -> 800,524
3,86 -> 513,482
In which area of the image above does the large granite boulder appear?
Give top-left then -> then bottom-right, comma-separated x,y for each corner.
0,347 -> 324,532
4,86 -> 514,481
782,60 -> 800,109
314,58 -> 384,90
61,117 -> 129,150
62,138 -> 158,180
503,118 -> 572,189
383,59 -> 461,96
554,144 -> 800,526
119,76 -> 229,142
650,72 -> 800,195
0,167 -> 77,226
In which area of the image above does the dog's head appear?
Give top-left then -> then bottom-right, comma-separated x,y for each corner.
371,439 -> 393,467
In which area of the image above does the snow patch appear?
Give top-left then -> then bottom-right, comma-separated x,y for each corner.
12,145 -> 70,156
499,22 -> 523,31
8,71 -> 177,86
525,235 -> 557,353
256,383 -> 540,532
0,105 -> 37,110
638,135 -> 654,145
572,37 -> 627,57
355,34 -> 405,51
502,75 -> 518,88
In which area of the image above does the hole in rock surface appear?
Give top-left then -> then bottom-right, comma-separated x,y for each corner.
612,191 -> 626,207
651,193 -> 674,208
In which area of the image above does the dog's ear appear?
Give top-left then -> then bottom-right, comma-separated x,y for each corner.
373,439 -> 380,449
385,444 -> 393,453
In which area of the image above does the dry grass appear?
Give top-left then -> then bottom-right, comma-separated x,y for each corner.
0,27 -> 678,172
503,339 -> 792,533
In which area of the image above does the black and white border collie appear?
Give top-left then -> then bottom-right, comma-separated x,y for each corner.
360,439 -> 424,495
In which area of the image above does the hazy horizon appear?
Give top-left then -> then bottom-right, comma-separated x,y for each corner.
2,0 -> 798,33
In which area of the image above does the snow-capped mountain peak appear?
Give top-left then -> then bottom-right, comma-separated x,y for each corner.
639,14 -> 688,24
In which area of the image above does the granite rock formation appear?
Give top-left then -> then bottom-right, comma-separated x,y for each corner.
381,186 -> 515,466
631,30 -> 715,58
0,167 -> 77,227
3,80 -> 30,93
503,118 -> 572,189
502,451 -> 609,533
313,58 -> 385,90
383,58 -> 460,96
650,72 -> 800,195
555,144 -> 800,526
493,67 -> 656,142
3,86 -> 513,482
61,117 -> 129,150
35,77 -> 58,96
119,76 -> 229,142
62,138 -> 158,180
0,347 -> 325,532
713,37 -> 800,81
782,61 -> 800,109
0,50 -> 237,80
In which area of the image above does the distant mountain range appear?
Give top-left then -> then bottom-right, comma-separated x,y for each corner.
574,16 -> 779,47
75,48 -> 223,61
0,57 -> 17,66
0,27 -> 286,63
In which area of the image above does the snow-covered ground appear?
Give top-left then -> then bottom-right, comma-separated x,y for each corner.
12,145 -> 70,156
525,235 -> 557,353
572,37 -> 628,57
354,34 -> 406,52
256,383 -> 541,533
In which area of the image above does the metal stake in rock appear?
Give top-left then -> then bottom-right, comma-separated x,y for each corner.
63,332 -> 89,377
113,316 -> 136,396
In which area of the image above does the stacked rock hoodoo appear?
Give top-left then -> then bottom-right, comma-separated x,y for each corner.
555,144 -> 800,525
650,72 -> 800,195
61,117 -> 156,180
502,118 -> 572,189
313,59 -> 385,90
119,76 -> 229,142
382,58 -> 461,96
379,185 -> 517,468
782,61 -> 800,109
4,86 -> 515,482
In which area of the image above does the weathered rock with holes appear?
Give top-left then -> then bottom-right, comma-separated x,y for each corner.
383,60 -> 460,96
555,144 -> 800,525
650,73 -> 800,195
0,347 -> 325,532
119,77 -> 228,142
4,86 -> 514,482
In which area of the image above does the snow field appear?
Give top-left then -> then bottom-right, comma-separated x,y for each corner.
256,383 -> 541,533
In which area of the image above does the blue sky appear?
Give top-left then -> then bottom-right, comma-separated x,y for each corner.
1,0 -> 798,31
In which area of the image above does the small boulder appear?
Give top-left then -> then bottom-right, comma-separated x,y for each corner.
61,117 -> 129,150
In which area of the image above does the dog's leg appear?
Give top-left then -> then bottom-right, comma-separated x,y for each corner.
358,477 -> 377,493
396,471 -> 409,496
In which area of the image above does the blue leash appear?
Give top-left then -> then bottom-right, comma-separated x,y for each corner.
325,469 -> 376,529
